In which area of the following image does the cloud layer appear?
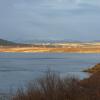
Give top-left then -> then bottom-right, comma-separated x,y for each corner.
0,0 -> 100,41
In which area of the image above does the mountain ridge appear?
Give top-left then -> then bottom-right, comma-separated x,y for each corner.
0,38 -> 17,46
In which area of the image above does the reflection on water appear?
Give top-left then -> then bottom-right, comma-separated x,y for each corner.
0,53 -> 100,92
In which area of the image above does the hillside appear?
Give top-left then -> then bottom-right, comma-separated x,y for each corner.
0,39 -> 18,46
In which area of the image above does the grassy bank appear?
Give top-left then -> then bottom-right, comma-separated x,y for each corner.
84,63 -> 100,73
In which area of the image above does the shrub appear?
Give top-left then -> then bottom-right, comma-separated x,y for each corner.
13,71 -> 100,100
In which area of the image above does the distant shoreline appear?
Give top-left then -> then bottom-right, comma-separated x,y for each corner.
1,46 -> 100,53
1,39 -> 100,53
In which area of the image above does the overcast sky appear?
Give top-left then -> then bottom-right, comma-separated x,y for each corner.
0,0 -> 100,41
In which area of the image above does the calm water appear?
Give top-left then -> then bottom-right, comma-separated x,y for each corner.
0,53 -> 100,93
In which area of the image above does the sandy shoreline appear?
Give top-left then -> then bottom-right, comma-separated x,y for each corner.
0,46 -> 100,53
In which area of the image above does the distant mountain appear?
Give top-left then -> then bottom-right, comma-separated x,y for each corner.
92,40 -> 100,42
0,39 -> 17,46
18,39 -> 83,44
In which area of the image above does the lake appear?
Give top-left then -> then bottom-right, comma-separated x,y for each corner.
0,53 -> 100,93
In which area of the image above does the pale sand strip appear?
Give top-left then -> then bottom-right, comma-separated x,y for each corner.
0,47 -> 100,53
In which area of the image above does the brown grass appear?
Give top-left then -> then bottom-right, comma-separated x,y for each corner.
84,63 -> 100,73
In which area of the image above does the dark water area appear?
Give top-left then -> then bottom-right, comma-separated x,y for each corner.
0,53 -> 100,93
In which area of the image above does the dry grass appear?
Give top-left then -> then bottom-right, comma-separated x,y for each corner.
83,63 -> 100,73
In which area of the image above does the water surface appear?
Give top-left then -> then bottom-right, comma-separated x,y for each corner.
0,53 -> 100,93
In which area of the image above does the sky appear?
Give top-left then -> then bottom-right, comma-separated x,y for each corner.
0,0 -> 100,42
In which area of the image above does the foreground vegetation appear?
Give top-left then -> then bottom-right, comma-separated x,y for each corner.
13,69 -> 100,100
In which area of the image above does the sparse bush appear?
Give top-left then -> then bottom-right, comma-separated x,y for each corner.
13,70 -> 100,100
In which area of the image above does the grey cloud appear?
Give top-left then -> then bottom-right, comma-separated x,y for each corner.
0,0 -> 100,41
